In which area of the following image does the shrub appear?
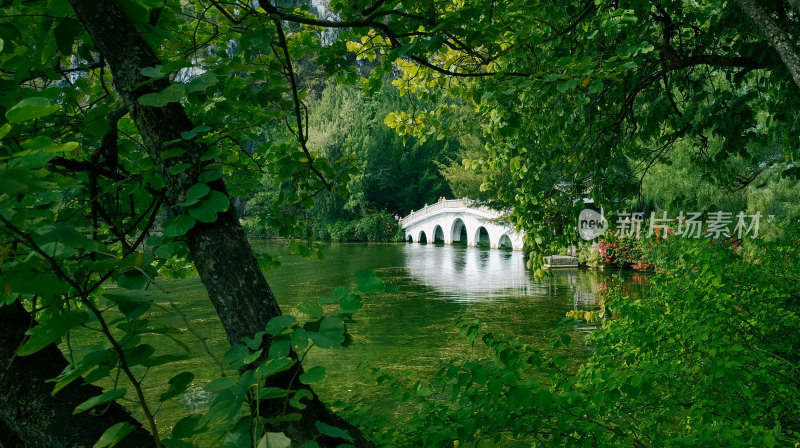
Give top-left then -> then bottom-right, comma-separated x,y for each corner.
354,210 -> 402,242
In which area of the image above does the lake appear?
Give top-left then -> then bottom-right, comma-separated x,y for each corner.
76,241 -> 622,440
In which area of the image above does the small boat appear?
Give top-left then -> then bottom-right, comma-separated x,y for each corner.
544,255 -> 579,268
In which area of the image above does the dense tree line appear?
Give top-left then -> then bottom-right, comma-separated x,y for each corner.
241,80 -> 463,241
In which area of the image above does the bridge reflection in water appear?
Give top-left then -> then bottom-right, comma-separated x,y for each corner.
403,243 -> 599,307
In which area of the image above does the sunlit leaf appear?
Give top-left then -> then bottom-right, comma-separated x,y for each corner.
266,315 -> 296,336
138,84 -> 186,107
6,97 -> 59,123
18,311 -> 89,356
92,422 -> 135,448
73,388 -> 127,414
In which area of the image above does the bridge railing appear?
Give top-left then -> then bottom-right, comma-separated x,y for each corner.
400,198 -> 489,226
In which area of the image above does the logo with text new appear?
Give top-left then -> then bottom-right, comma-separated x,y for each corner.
579,209 -> 608,240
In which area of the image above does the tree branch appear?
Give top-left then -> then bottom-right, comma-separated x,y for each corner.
735,0 -> 800,90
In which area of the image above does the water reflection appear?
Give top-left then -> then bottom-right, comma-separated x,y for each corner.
402,244 -> 599,308
403,245 -> 532,301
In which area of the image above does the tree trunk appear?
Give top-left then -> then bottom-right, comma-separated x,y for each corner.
735,0 -> 800,90
66,1 -> 373,446
0,301 -> 155,448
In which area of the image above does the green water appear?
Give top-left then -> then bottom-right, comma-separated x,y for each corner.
73,241 -> 620,437
169,242 -> 607,409
266,242 -> 610,412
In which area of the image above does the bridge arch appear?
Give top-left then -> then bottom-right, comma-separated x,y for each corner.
433,225 -> 445,243
474,226 -> 490,248
450,218 -> 467,245
401,199 -> 525,250
498,234 -> 513,250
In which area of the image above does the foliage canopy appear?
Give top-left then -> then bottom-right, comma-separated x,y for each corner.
1,0 -> 799,447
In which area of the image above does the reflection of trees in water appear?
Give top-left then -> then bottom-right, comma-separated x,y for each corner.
546,269 -> 601,310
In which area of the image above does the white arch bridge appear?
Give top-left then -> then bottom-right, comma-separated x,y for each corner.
400,199 -> 525,250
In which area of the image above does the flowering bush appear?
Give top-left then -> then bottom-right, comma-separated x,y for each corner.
596,230 -> 652,270
355,210 -> 402,242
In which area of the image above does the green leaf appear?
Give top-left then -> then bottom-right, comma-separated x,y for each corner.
314,421 -> 354,443
0,123 -> 11,139
222,345 -> 249,369
164,214 -> 197,237
160,372 -> 195,402
258,387 -> 292,399
268,339 -> 289,359
116,268 -> 147,290
266,315 -> 296,336
74,388 -> 127,414
291,328 -> 309,352
124,344 -> 155,367
6,97 -> 59,123
308,317 -> 345,349
508,386 -> 533,407
557,79 -> 579,93
185,72 -> 219,92
172,414 -> 203,439
201,389 -> 243,426
161,147 -> 186,160
141,65 -> 168,78
204,377 -> 236,393
534,389 -> 553,408
297,299 -> 323,319
138,84 -> 186,107
299,366 -> 326,384
199,147 -> 221,161
18,311 -> 89,356
50,349 -> 115,394
168,163 -> 191,174
289,388 -> 313,410
53,19 -> 83,55
198,169 -> 223,182
242,331 -> 264,350
255,356 -> 295,379
257,432 -> 292,448
337,294 -> 362,315
332,286 -> 348,300
180,125 -> 212,140
178,183 -> 211,207
243,348 -> 263,365
202,190 -> 229,212
355,270 -> 384,293
92,422 -> 135,448
188,190 -> 229,223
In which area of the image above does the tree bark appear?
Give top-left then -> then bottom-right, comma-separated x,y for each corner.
735,0 -> 800,90
0,301 -> 155,448
66,1 -> 372,446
